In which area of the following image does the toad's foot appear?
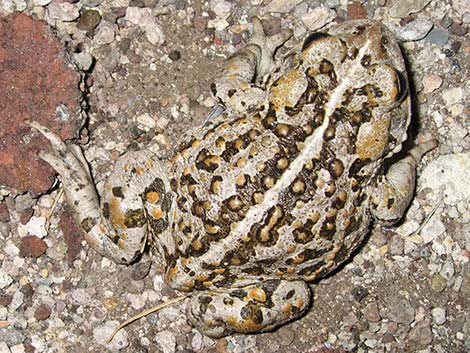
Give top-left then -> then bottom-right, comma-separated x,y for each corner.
27,121 -> 156,264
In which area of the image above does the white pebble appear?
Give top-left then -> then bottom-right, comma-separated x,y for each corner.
93,321 -> 129,350
442,87 -> 463,106
420,217 -> 446,244
301,7 -> 335,31
432,307 -> 446,325
154,330 -> 176,353
137,113 -> 156,130
94,22 -> 116,46
10,344 -> 25,353
0,269 -> 13,289
394,19 -> 433,41
8,291 -> 24,312
261,0 -> 303,13
126,7 -> 165,45
46,1 -> 79,22
26,216 -> 47,238
0,342 -> 11,353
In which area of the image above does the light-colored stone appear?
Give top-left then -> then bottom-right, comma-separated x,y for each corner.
301,7 -> 336,31
422,75 -> 443,94
389,0 -> 432,18
442,87 -> 463,106
154,330 -> 176,353
261,0 -> 303,13
0,269 -> 13,289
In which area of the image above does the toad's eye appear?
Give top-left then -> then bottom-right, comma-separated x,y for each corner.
395,70 -> 408,103
302,32 -> 330,52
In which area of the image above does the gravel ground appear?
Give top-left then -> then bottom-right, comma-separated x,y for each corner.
0,0 -> 469,352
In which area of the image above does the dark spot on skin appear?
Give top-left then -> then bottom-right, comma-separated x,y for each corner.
102,203 -> 110,218
124,209 -> 146,228
112,187 -> 125,199
80,217 -> 96,232
302,32 -> 330,52
285,289 -> 295,300
223,298 -> 234,306
240,302 -> 264,325
227,88 -> 236,97
197,295 -> 213,314
361,54 -> 371,67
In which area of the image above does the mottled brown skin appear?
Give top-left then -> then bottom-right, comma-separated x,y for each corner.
28,19 -> 437,338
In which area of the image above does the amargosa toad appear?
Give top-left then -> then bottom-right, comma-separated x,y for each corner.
28,18 -> 437,338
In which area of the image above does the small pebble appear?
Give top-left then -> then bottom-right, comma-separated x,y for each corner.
300,7 -> 335,31
261,0 -> 303,13
19,236 -> 47,258
77,9 -> 102,31
395,19 -> 434,41
347,2 -> 368,19
93,321 -> 129,350
408,319 -> 432,345
94,21 -> 116,46
425,27 -> 450,45
422,74 -> 443,94
26,216 -> 47,238
382,297 -> 415,324
34,304 -> 52,320
0,269 -> 13,289
389,0 -> 432,18
431,307 -> 446,325
431,273 -> 447,293
154,330 -> 176,353
277,326 -> 295,346
46,1 -> 80,22
364,301 -> 381,322
73,52 -> 94,71
442,87 -> 463,106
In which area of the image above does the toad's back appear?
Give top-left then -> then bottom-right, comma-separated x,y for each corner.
162,20 -> 411,292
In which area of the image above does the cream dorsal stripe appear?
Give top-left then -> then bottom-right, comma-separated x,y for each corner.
194,39 -> 374,265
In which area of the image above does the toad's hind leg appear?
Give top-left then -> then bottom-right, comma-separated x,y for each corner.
186,280 -> 310,338
371,139 -> 438,225
27,121 -> 171,264
210,17 -> 292,118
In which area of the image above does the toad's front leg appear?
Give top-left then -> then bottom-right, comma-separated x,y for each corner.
27,121 -> 172,264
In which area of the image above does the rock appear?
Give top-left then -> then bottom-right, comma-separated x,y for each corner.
0,13 -> 83,195
77,9 -> 102,31
0,269 -> 13,289
425,27 -> 450,45
395,19 -> 434,41
46,1 -> 80,22
81,0 -> 103,7
31,0 -> 51,6
19,236 -> 48,258
0,342 -> 10,353
347,2 -> 368,19
419,153 -> 470,207
420,217 -> 445,244
277,326 -> 295,346
136,113 -> 156,130
422,74 -> 443,94
210,0 -> 233,20
10,345 -> 25,353
381,297 -> 415,324
431,273 -> 447,293
59,209 -> 83,264
389,0 -> 432,18
431,307 -> 446,325
26,216 -> 47,238
442,87 -> 463,106
300,7 -> 335,31
73,52 -> 94,71
261,0 -> 303,13
0,202 -> 9,223
125,7 -> 165,45
93,321 -> 129,350
0,0 -> 26,13
364,301 -> 381,322
94,21 -> 116,45
389,234 -> 404,255
408,319 -> 432,345
8,291 -> 24,312
451,0 -> 470,18
154,330 -> 176,353
34,304 -> 52,320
